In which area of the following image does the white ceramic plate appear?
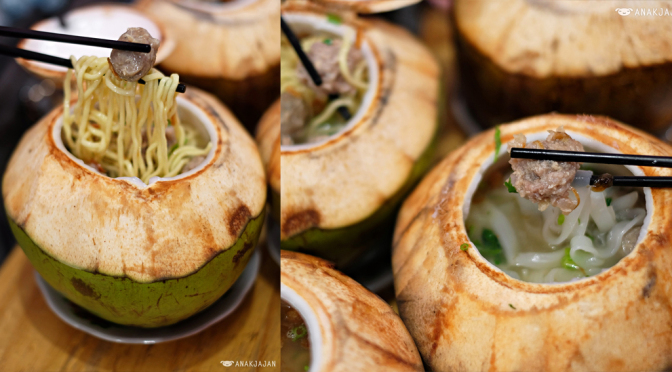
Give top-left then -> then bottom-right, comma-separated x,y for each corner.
34,249 -> 261,344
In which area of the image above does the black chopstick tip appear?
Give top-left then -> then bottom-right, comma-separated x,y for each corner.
280,16 -> 323,87
0,26 -> 152,53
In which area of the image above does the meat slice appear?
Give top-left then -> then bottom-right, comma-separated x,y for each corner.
508,127 -> 584,214
109,28 -> 160,82
296,39 -> 363,96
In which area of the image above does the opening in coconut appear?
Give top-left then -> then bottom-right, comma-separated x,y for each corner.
280,12 -> 379,151
462,130 -> 653,284
52,95 -> 218,188
281,283 -> 323,372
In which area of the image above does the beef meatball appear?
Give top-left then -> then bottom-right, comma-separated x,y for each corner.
508,127 -> 584,214
109,28 -> 160,82
296,39 -> 363,96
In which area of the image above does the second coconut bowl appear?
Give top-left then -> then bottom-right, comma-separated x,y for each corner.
280,1 -> 439,268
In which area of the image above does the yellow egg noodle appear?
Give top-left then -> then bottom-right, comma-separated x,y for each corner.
63,55 -> 211,183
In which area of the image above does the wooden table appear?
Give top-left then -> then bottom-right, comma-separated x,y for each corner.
0,243 -> 280,372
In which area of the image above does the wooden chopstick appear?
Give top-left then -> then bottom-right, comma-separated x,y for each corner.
0,26 -> 150,53
510,148 -> 672,168
0,44 -> 186,93
281,16 -> 352,121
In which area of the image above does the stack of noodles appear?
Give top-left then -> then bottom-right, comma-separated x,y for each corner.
467,184 -> 645,283
62,55 -> 211,183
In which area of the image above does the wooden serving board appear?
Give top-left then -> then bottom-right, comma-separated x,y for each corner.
0,245 -> 280,372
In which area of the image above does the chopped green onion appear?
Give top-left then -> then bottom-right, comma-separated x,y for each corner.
606,197 -> 612,207
304,366 -> 309,371
561,247 -> 581,271
323,38 -> 332,45
586,233 -> 594,242
494,126 -> 502,161
460,243 -> 469,251
477,229 -> 506,265
290,325 -> 307,341
167,119 -> 172,126
509,304 -> 516,310
557,214 -> 565,225
504,178 -> 517,193
482,229 -> 499,247
327,13 -> 342,24
578,218 -> 581,224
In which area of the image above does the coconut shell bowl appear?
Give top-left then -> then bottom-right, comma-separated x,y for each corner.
392,114 -> 672,371
2,87 -> 267,328
280,0 -> 439,269
454,0 -> 672,136
281,250 -> 424,372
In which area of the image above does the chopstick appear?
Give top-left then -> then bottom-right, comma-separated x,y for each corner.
591,176 -> 672,188
0,26 -> 150,53
512,148 -> 672,188
280,17 -> 321,85
0,44 -> 186,93
280,16 -> 352,121
510,148 -> 672,168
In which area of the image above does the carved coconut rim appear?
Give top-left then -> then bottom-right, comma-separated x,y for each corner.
50,95 -> 220,188
16,4 -> 175,85
394,114 -> 672,301
461,125 -> 654,292
279,10 -> 382,153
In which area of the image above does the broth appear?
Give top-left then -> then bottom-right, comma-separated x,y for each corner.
281,300 -> 311,372
465,162 -> 646,283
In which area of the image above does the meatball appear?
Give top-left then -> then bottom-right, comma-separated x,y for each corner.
109,28 -> 160,82
508,127 -> 584,214
296,39 -> 363,96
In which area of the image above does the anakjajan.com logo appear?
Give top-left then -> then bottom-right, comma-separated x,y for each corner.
616,7 -> 672,16
220,360 -> 276,368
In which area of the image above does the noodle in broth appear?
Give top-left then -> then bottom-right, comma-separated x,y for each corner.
466,164 -> 646,283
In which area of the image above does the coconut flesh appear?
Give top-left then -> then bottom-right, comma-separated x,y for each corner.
392,115 -> 672,371
279,7 -> 439,267
2,89 -> 266,327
